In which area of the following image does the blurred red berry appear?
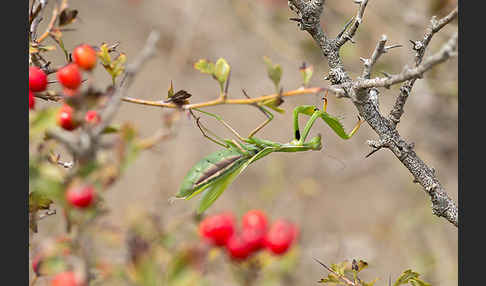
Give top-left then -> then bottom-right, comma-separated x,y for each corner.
241,227 -> 265,252
57,104 -> 77,131
85,110 -> 101,124
51,271 -> 79,286
73,44 -> 97,70
63,87 -> 79,97
57,63 -> 82,89
242,209 -> 268,232
66,185 -> 95,208
264,219 -> 297,255
32,255 -> 42,276
225,234 -> 252,261
199,212 -> 235,246
29,90 -> 35,110
29,66 -> 48,92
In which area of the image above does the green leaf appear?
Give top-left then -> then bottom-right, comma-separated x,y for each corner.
29,107 -> 59,139
394,270 -> 431,286
263,56 -> 282,91
362,278 -> 379,286
299,63 -> 314,86
330,262 -> 347,277
29,173 -> 62,206
118,124 -> 141,172
168,80 -> 175,98
410,280 -> 431,286
77,161 -> 99,178
97,44 -> 126,83
110,53 -> 127,79
214,58 -> 231,91
261,97 -> 285,114
194,59 -> 215,75
318,274 -> 340,284
102,125 -> 120,134
353,259 -> 368,273
29,191 -> 53,212
97,43 -> 112,66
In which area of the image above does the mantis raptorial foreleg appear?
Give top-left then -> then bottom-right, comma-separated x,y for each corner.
293,99 -> 364,141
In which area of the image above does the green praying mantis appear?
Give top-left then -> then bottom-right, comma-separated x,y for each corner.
173,92 -> 364,214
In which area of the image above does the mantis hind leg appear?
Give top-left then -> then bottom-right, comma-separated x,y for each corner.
190,110 -> 229,148
242,89 -> 275,138
192,108 -> 247,142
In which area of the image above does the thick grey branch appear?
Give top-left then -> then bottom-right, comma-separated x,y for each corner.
288,1 -> 458,227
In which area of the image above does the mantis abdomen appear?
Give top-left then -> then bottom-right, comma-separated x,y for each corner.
177,148 -> 254,198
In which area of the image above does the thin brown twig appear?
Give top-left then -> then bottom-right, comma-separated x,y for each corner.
122,87 -> 327,110
36,4 -> 60,43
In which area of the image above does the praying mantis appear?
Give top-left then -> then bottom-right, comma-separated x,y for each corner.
173,92 -> 363,214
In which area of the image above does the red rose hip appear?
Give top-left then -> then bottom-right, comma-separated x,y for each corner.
66,184 -> 95,208
29,66 -> 48,92
225,234 -> 252,261
29,90 -> 35,110
57,63 -> 82,89
57,104 -> 77,131
241,227 -> 265,252
199,212 -> 235,246
242,209 -> 268,232
32,255 -> 42,276
264,219 -> 298,255
85,110 -> 101,124
73,44 -> 97,70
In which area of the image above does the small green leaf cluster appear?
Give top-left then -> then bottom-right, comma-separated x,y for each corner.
317,259 -> 431,286
98,43 -> 127,84
194,58 -> 231,93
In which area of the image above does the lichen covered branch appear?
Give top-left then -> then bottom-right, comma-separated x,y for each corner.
288,0 -> 458,226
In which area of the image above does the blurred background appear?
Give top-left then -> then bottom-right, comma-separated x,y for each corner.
31,0 -> 458,285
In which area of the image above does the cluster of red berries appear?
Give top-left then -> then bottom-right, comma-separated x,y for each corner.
29,44 -> 101,131
199,210 -> 299,261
